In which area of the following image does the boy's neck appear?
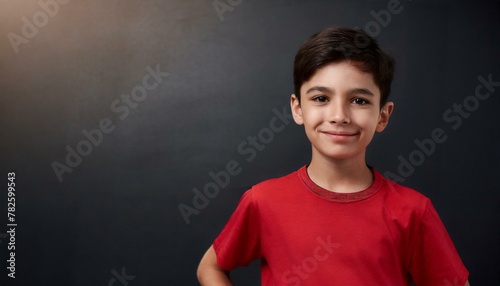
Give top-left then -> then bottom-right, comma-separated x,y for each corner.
306,151 -> 373,194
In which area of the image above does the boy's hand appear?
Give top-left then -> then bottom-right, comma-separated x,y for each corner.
197,245 -> 233,286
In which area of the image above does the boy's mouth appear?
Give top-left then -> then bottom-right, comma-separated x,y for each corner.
321,130 -> 359,141
322,130 -> 358,136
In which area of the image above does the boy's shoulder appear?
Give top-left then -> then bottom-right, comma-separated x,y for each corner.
381,174 -> 431,206
243,168 -> 303,202
250,167 -> 302,191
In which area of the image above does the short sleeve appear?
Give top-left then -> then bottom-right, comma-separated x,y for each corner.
409,200 -> 469,286
213,189 -> 262,271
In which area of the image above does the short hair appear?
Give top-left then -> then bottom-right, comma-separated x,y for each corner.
293,27 -> 395,106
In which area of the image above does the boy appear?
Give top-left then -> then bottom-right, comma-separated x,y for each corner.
197,27 -> 470,286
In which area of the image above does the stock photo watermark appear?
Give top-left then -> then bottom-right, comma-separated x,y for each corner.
384,73 -> 499,183
357,0 -> 407,37
7,0 -> 72,54
342,0 -> 411,59
212,0 -> 243,22
178,105 -> 293,224
6,172 -> 17,279
6,227 -> 16,279
51,64 -> 169,182
282,235 -> 340,285
108,267 -> 135,286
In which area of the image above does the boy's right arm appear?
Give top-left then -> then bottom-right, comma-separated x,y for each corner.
197,245 -> 233,286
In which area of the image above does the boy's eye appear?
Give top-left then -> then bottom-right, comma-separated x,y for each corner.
352,98 -> 369,105
312,96 -> 328,102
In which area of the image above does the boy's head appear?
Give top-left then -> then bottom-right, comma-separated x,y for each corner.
293,27 -> 395,107
290,27 -> 396,161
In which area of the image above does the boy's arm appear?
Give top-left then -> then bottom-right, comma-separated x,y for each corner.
197,245 -> 233,286
465,280 -> 470,286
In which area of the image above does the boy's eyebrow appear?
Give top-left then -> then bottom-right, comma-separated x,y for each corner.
305,86 -> 375,96
347,88 -> 375,96
305,86 -> 334,94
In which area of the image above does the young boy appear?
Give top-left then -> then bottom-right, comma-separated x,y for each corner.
197,27 -> 470,286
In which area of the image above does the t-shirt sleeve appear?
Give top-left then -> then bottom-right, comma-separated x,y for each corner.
213,189 -> 262,271
409,199 -> 469,286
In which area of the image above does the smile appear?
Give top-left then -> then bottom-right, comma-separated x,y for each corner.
321,131 -> 359,141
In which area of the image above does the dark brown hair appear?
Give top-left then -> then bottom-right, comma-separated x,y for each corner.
293,27 -> 395,106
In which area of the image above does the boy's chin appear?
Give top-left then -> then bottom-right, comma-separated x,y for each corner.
314,148 -> 365,161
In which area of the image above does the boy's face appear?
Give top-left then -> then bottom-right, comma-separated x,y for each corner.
291,61 -> 393,161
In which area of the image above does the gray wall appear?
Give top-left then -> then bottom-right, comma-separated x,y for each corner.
1,0 -> 499,285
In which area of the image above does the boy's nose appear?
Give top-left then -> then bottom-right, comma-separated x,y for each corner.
328,101 -> 350,124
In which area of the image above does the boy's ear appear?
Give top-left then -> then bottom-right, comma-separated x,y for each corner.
376,101 -> 394,132
290,94 -> 304,125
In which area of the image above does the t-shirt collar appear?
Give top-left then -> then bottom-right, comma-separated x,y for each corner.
298,165 -> 382,203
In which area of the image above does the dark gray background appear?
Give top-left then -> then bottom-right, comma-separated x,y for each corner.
1,0 -> 499,285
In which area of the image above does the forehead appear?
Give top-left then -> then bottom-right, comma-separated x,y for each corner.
301,61 -> 380,97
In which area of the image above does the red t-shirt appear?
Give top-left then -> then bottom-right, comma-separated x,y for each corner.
213,166 -> 469,286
